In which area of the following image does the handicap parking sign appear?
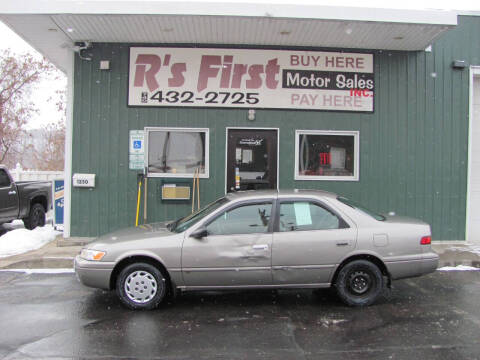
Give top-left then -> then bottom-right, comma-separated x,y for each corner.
129,130 -> 145,169
129,130 -> 145,155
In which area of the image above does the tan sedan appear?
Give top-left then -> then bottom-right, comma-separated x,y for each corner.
75,190 -> 438,310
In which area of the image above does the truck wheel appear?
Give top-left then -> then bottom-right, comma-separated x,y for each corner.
335,260 -> 384,307
23,204 -> 46,230
116,263 -> 167,310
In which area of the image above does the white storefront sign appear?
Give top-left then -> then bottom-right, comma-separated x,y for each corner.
128,47 -> 374,112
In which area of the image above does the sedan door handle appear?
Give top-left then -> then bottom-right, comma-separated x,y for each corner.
252,244 -> 269,250
8,190 -> 16,195
336,242 -> 349,246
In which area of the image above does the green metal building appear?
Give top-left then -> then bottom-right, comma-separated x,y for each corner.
1,2 -> 479,242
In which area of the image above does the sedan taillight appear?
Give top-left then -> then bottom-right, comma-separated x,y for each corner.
420,236 -> 431,245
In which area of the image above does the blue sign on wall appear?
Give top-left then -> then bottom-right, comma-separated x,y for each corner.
53,179 -> 64,228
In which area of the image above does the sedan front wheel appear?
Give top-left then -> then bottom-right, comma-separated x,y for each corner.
335,260 -> 384,307
116,263 -> 167,310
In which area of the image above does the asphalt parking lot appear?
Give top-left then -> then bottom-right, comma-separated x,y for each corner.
0,271 -> 479,360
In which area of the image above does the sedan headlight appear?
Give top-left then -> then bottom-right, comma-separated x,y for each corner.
80,249 -> 106,261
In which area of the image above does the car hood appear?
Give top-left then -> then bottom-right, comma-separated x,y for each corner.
90,221 -> 175,246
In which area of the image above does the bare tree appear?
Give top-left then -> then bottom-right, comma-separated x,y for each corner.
0,49 -> 56,167
33,119 -> 65,171
32,87 -> 66,171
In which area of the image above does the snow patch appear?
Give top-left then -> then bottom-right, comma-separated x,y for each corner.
1,219 -> 25,231
437,265 -> 480,271
318,317 -> 348,327
0,268 -> 74,274
0,225 -> 60,258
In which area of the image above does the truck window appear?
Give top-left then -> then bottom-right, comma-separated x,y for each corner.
0,169 -> 11,187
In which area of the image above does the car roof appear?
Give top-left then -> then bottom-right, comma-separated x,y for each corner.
279,189 -> 338,199
225,189 -> 338,201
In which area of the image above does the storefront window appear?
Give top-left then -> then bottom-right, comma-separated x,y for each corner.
295,130 -> 359,181
146,127 -> 209,178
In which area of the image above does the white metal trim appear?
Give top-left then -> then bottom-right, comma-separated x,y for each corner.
63,50 -> 74,238
456,11 -> 480,16
225,127 -> 280,194
144,127 -> 210,179
431,240 -> 468,245
294,129 -> 360,182
466,66 -> 480,243
0,2 -> 458,25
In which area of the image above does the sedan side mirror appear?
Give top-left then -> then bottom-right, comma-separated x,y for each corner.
190,227 -> 208,239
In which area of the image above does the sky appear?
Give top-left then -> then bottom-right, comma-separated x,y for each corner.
0,0 -> 479,130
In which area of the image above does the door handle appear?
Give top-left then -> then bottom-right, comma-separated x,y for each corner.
252,244 -> 269,250
336,242 -> 349,246
8,190 -> 16,195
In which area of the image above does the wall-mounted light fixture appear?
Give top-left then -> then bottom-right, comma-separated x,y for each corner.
452,60 -> 468,69
99,60 -> 110,70
61,41 -> 92,61
248,109 -> 256,121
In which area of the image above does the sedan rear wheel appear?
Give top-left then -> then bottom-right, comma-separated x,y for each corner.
116,263 -> 166,310
335,260 -> 383,307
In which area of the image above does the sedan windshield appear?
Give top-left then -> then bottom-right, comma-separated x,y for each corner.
337,196 -> 385,221
170,197 -> 229,233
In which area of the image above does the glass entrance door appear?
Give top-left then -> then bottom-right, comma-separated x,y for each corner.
226,129 -> 278,193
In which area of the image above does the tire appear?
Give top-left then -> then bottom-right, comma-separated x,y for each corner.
23,203 -> 46,230
116,262 -> 167,310
335,260 -> 384,307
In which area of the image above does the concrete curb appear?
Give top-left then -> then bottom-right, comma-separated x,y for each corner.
56,236 -> 93,247
433,244 -> 480,268
0,238 -> 80,270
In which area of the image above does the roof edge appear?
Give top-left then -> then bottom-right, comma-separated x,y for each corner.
457,11 -> 480,16
0,1 -> 458,26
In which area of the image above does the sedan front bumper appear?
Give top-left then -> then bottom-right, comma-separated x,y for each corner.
74,255 -> 115,290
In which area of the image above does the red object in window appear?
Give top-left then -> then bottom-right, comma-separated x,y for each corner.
319,152 -> 330,165
420,236 -> 431,245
